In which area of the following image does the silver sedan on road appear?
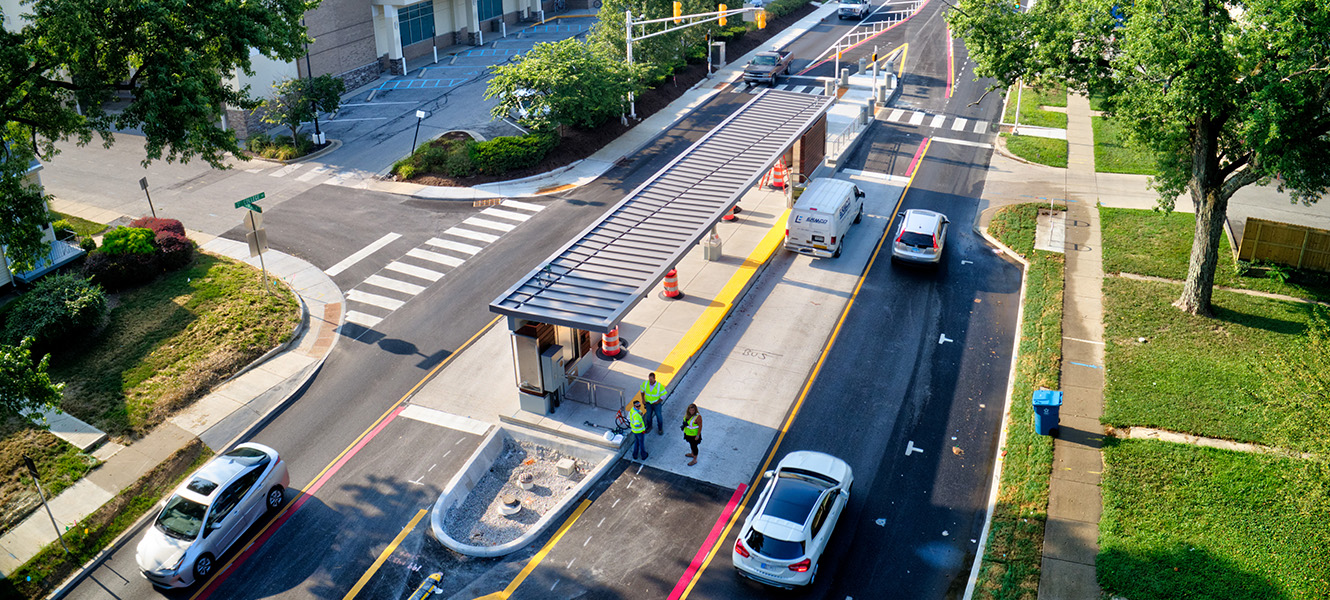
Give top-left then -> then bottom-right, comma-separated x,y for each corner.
135,443 -> 290,588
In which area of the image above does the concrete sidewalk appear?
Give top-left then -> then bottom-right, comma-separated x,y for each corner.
0,200 -> 344,578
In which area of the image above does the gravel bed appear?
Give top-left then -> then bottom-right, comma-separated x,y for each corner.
444,440 -> 590,546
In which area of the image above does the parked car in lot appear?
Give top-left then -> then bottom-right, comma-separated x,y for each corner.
136,443 -> 290,588
839,0 -> 871,19
732,451 -> 853,588
891,208 -> 950,265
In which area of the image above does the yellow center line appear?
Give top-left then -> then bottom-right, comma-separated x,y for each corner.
343,509 -> 429,600
476,499 -> 593,600
679,144 -> 933,598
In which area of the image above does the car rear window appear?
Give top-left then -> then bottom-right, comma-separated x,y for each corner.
899,231 -> 935,248
764,475 -> 825,524
746,529 -> 805,560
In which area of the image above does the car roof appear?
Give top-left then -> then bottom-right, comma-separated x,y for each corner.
177,443 -> 276,503
778,450 -> 852,485
903,209 -> 946,233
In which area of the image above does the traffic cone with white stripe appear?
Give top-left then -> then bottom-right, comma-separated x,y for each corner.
599,326 -> 624,359
769,159 -> 788,190
661,269 -> 683,299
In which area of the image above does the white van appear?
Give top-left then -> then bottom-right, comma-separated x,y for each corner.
784,178 -> 865,258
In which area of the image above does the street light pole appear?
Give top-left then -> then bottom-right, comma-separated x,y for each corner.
626,9 -> 636,120
302,18 -> 324,146
24,456 -> 71,558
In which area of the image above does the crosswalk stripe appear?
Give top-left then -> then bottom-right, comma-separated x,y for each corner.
408,248 -> 464,267
463,217 -> 516,232
363,274 -> 426,295
344,311 -> 384,327
930,114 -> 946,128
425,237 -> 482,255
952,118 -> 968,131
480,207 -> 532,222
445,227 -> 500,243
909,112 -> 926,125
888,109 -> 905,122
975,121 -> 990,134
347,290 -> 405,311
270,164 -> 302,178
297,165 -> 331,182
777,84 -> 792,91
501,199 -> 544,212
385,261 -> 444,282
325,232 -> 403,276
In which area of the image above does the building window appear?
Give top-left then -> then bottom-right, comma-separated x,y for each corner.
398,1 -> 435,47
478,0 -> 503,21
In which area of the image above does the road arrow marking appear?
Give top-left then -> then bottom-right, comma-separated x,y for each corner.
906,440 -> 923,456
939,334 -> 953,344
961,259 -> 973,265
875,519 -> 886,526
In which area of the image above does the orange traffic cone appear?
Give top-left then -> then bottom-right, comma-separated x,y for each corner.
769,159 -> 788,190
661,269 -> 683,299
600,326 -> 622,357
722,206 -> 738,221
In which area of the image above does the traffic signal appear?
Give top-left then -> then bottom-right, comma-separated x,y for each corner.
756,9 -> 766,28
673,1 -> 683,23
719,4 -> 727,25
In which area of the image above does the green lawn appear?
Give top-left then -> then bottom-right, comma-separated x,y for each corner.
1099,438 -> 1330,600
0,427 -> 97,537
973,204 -> 1063,600
1102,276 -> 1326,447
1092,116 -> 1157,175
49,251 -> 300,439
1003,133 -> 1068,168
1003,84 -> 1068,129
51,211 -> 108,239
1099,207 -> 1330,302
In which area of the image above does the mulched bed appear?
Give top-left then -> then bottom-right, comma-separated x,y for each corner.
408,1 -> 819,188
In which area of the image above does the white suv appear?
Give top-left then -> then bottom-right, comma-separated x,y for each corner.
891,209 -> 950,265
839,0 -> 870,19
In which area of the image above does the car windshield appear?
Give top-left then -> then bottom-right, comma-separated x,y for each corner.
753,55 -> 777,66
899,231 -> 936,248
763,473 -> 828,524
747,529 -> 806,560
842,0 -> 865,5
156,495 -> 207,540
222,446 -> 272,467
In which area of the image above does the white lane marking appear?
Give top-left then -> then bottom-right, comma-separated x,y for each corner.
905,441 -> 924,456
408,247 -> 464,267
612,498 -> 620,508
550,579 -> 559,591
888,109 -> 905,122
583,535 -> 592,547
480,207 -> 533,222
347,289 -> 406,311
909,111 -> 926,125
939,333 -> 954,344
426,237 -> 482,255
363,274 -> 426,295
930,114 -> 946,128
428,464 -> 436,472
961,259 -> 973,265
325,233 -> 402,276
463,217 -> 516,232
597,518 -> 605,528
399,404 -> 491,436
975,121 -> 990,134
841,169 -> 912,183
951,117 -> 968,131
297,165 -> 332,182
568,557 -> 576,569
931,136 -> 994,149
444,227 -> 500,243
344,311 -> 383,327
385,261 -> 443,282
269,163 -> 303,178
501,199 -> 544,212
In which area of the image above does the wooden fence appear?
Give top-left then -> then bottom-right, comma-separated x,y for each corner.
1238,217 -> 1330,272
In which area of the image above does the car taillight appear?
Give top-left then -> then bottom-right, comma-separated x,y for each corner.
830,236 -> 836,245
734,539 -> 750,558
784,228 -> 789,238
932,236 -> 939,250
789,558 -> 811,572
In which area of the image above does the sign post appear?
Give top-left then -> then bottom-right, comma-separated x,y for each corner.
412,110 -> 428,154
139,177 -> 157,219
236,193 -> 270,294
24,456 -> 71,557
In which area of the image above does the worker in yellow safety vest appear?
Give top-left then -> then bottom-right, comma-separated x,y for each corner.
629,399 -> 649,461
640,372 -> 667,435
682,403 -> 703,466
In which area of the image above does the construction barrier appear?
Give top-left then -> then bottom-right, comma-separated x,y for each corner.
722,205 -> 738,221
769,159 -> 788,190
601,326 -> 622,357
662,268 -> 682,299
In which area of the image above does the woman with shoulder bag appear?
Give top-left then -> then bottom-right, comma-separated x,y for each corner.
682,404 -> 703,466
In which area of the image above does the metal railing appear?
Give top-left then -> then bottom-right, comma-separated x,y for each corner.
809,1 -> 923,74
564,375 -> 628,411
828,110 -> 869,160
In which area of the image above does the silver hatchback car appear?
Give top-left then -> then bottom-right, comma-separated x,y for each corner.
892,209 -> 950,265
136,443 -> 289,588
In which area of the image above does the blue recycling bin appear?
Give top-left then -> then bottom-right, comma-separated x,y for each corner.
1032,390 -> 1063,436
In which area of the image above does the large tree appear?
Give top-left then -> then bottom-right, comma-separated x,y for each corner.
950,0 -> 1330,316
0,0 -> 319,270
486,38 -> 646,130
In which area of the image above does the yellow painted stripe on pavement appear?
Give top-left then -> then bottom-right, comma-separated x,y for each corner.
679,142 -> 933,598
476,499 -> 593,600
655,210 -> 790,386
343,508 -> 428,600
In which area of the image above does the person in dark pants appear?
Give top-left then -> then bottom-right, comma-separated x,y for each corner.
629,400 -> 649,461
640,372 -> 667,435
682,403 -> 703,466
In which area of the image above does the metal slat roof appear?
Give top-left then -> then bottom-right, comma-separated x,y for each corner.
490,89 -> 834,333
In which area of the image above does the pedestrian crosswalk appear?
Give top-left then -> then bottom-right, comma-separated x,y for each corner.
244,161 -> 376,189
339,199 -> 546,331
881,108 -> 991,134
729,82 -> 828,95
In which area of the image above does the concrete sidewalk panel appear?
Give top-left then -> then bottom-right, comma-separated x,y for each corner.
0,480 -> 115,574
1043,517 -> 1100,566
1048,478 -> 1102,523
85,423 -> 195,492
1037,558 -> 1100,600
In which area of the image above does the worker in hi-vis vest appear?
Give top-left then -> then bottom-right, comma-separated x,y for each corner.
640,372 -> 668,435
629,399 -> 649,461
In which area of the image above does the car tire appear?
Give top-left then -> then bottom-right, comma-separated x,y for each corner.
266,485 -> 286,512
832,245 -> 842,258
193,553 -> 215,584
854,207 -> 863,224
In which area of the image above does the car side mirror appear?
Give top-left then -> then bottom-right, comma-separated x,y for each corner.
856,190 -> 865,199
762,470 -> 775,479
896,212 -> 905,219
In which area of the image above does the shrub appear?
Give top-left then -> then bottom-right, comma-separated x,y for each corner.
79,237 -> 97,252
81,251 -> 160,291
100,227 -> 156,255
470,133 -> 558,175
247,133 -> 272,152
51,219 -> 76,239
396,163 -> 418,180
128,217 -> 186,238
155,231 -> 194,271
3,273 -> 106,349
444,150 -> 476,178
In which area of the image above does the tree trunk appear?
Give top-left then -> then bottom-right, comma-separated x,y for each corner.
1175,112 -> 1226,316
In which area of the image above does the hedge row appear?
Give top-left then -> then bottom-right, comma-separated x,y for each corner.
393,132 -> 559,179
81,217 -> 195,291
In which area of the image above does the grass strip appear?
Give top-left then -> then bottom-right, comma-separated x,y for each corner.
972,204 -> 1063,600
0,440 -> 213,600
1098,207 -> 1330,303
1002,133 -> 1068,169
50,212 -> 107,239
1003,85 -> 1069,129
1091,116 -> 1157,175
0,427 -> 98,537
1099,438 -> 1330,600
